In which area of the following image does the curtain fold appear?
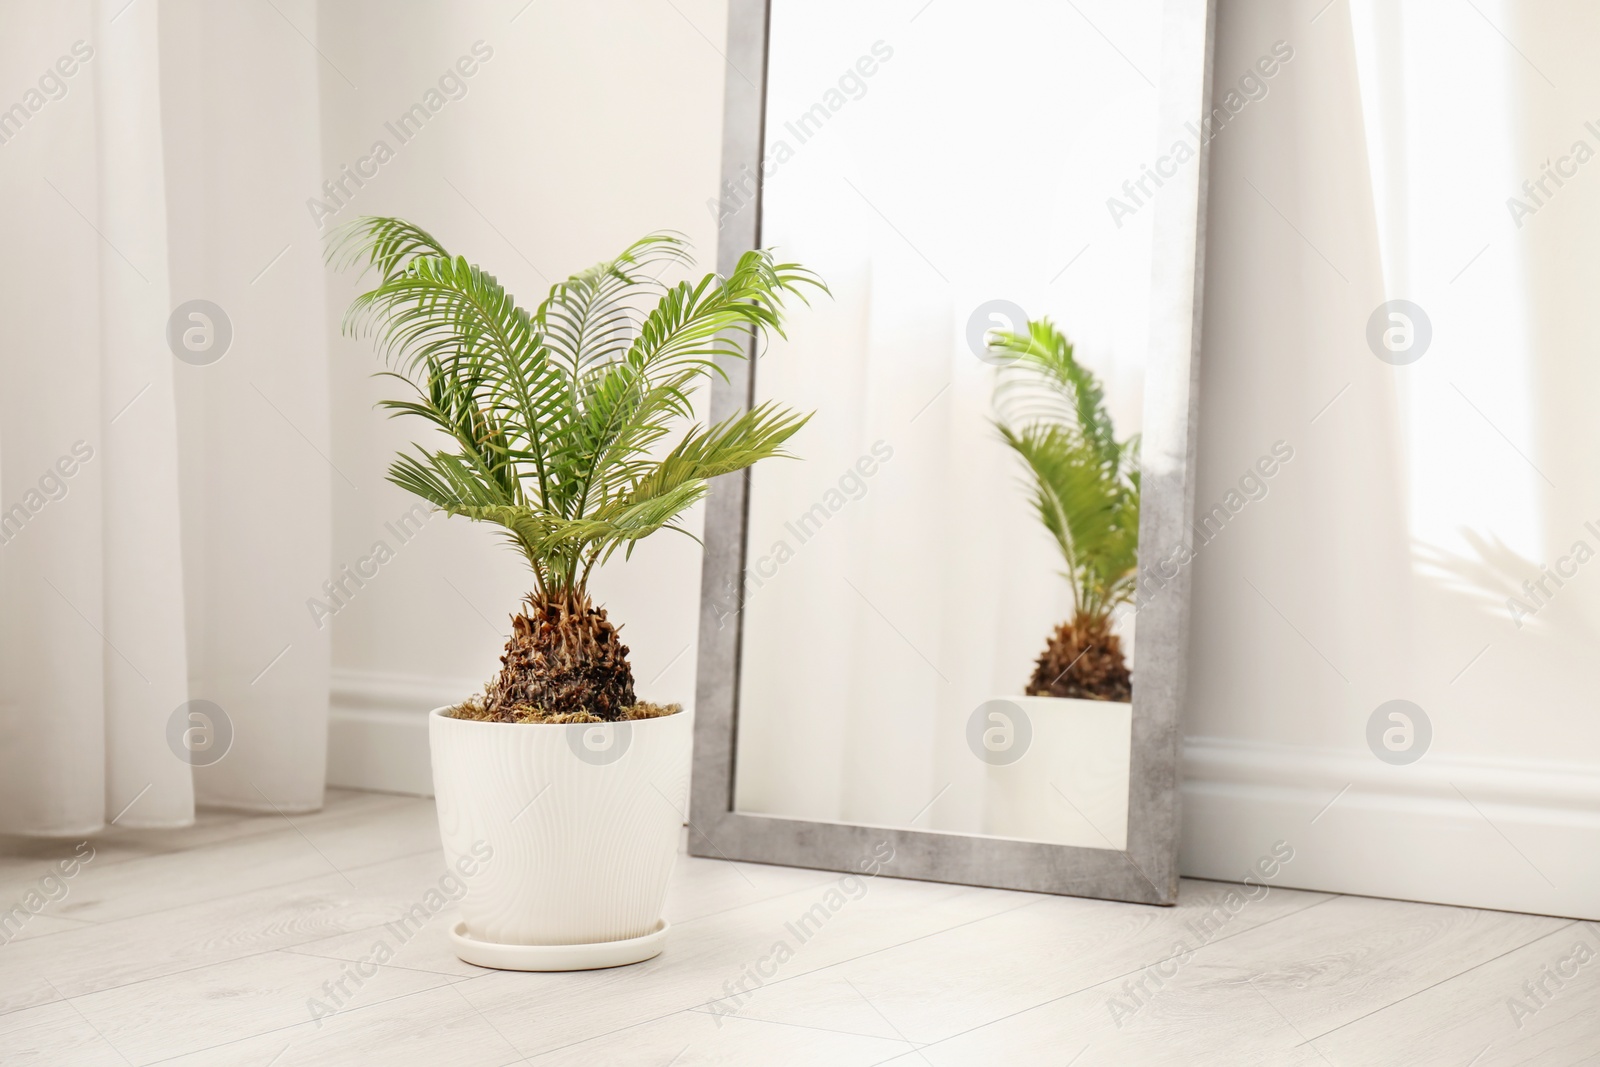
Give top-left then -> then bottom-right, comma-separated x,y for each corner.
0,0 -> 330,835
97,0 -> 195,830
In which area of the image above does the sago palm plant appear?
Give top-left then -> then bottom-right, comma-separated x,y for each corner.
330,216 -> 822,722
991,319 -> 1139,701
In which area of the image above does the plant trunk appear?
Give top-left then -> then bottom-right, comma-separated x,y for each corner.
483,594 -> 637,722
1025,611 -> 1132,702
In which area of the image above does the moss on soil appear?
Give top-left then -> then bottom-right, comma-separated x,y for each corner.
447,693 -> 681,725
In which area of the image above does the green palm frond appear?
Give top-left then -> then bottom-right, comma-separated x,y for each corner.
333,216 -> 824,602
991,320 -> 1122,468
628,401 -> 812,504
536,232 -> 695,380
992,318 -> 1139,621
326,216 -> 450,283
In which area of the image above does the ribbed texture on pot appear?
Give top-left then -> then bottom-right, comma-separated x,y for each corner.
429,707 -> 692,947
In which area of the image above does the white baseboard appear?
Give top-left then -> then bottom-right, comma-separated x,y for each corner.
1182,736 -> 1600,920
326,669 -> 478,797
326,670 -> 1600,917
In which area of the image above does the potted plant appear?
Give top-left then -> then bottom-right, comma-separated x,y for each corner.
331,217 -> 820,969
977,320 -> 1138,849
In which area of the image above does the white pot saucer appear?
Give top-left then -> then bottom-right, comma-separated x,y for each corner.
448,919 -> 670,971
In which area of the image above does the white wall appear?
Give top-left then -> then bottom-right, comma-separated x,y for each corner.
318,0 -> 1600,918
1184,0 -> 1600,918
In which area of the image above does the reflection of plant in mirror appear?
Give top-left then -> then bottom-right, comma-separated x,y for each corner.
991,320 -> 1139,702
331,217 -> 823,722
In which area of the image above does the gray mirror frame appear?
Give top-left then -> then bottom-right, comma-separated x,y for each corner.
689,0 -> 1216,905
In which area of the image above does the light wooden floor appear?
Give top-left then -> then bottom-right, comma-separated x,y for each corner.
1,789 -> 1596,1066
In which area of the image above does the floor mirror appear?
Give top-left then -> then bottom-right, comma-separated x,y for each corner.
690,0 -> 1216,904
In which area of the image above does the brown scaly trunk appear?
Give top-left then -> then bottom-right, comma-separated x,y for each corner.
482,593 -> 637,722
1026,611 -> 1132,702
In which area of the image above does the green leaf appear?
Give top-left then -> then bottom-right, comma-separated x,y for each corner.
993,319 -> 1139,620
331,216 -> 824,602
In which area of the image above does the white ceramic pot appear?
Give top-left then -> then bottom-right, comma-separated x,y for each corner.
976,695 -> 1132,850
428,706 -> 692,971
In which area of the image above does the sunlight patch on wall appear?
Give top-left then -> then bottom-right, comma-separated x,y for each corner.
1349,0 -> 1542,566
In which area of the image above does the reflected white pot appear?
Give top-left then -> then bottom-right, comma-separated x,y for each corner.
977,696 -> 1132,850
428,706 -> 692,970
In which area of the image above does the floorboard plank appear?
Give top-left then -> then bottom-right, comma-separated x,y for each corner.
712,878 -> 1336,1045
1315,920 -> 1600,1066
0,848 -> 444,1015
4,790 -> 1594,1065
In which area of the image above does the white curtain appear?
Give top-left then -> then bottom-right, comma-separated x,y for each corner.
0,0 -> 330,834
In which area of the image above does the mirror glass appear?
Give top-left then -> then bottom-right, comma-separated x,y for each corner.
730,0 -> 1168,849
